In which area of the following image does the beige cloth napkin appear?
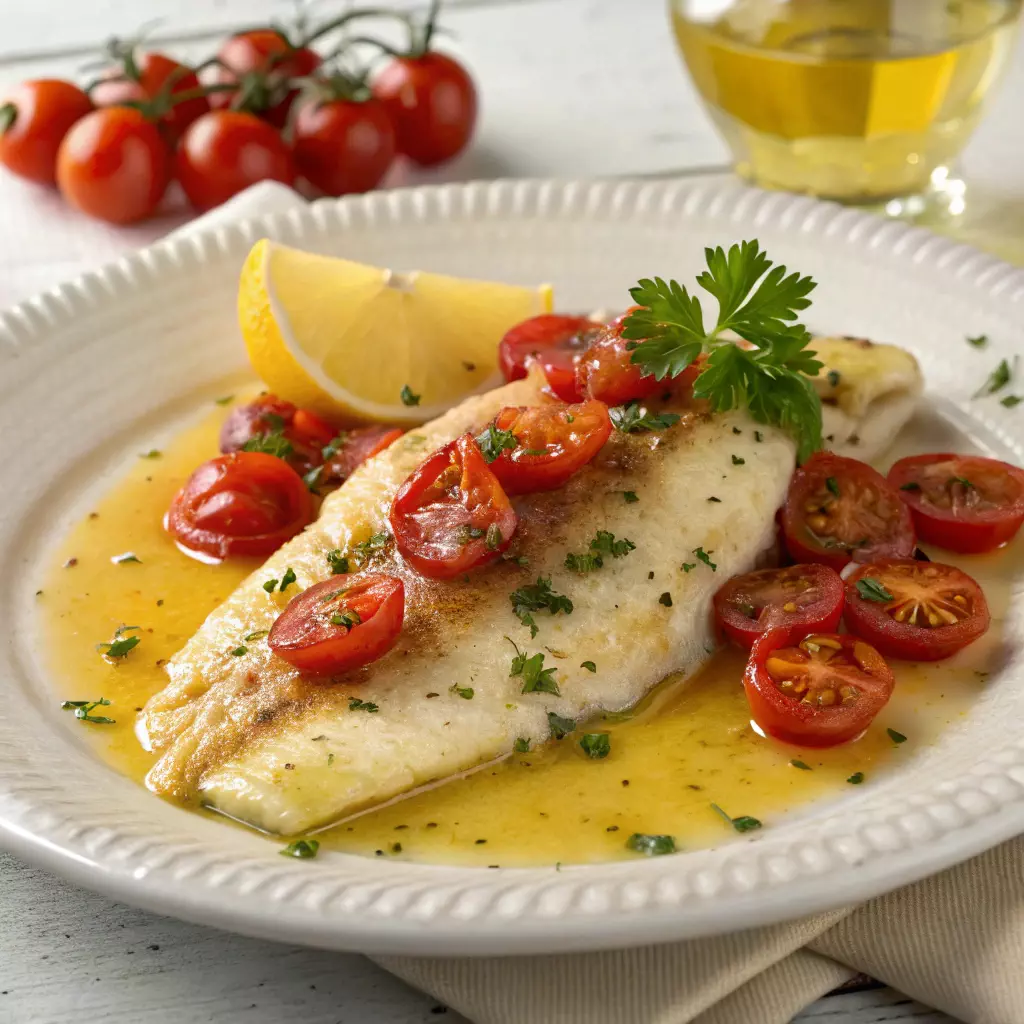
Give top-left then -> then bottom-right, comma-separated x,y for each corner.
171,181 -> 1024,1024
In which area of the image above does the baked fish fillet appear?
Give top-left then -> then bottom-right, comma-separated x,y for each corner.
141,370 -> 797,835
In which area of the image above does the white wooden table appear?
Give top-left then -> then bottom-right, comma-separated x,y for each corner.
3,1 -> 1021,1020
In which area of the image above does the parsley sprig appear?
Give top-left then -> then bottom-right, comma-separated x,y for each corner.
621,241 -> 823,460
507,638 -> 560,695
509,577 -> 573,637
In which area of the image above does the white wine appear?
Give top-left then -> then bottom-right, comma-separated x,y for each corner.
671,0 -> 1021,204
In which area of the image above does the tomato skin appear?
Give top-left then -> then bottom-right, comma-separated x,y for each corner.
293,97 -> 396,196
56,107 -> 170,224
269,575 -> 405,676
575,321 -> 664,406
0,79 -> 92,185
166,452 -> 313,560
744,630 -> 895,748
498,314 -> 601,402
781,451 -> 916,571
373,53 -> 476,166
713,563 -> 845,649
324,426 -> 404,484
844,559 -> 990,661
92,52 -> 207,142
390,433 -> 517,579
210,30 -> 322,128
486,399 -> 612,495
176,110 -> 295,211
219,395 -> 336,475
888,453 -> 1024,554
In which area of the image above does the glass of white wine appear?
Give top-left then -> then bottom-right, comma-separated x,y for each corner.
669,0 -> 1022,216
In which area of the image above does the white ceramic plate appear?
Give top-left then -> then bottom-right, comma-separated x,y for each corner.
2,178 -> 1024,957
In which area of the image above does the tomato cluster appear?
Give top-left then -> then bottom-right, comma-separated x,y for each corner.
0,5 -> 477,224
714,448 -> 1024,749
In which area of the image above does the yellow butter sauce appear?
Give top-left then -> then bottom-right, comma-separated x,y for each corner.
37,401 -> 1015,865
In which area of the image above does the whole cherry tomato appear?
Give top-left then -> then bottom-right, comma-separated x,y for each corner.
713,563 -> 845,649
210,30 -> 321,128
390,433 -> 517,579
843,559 -> 990,662
781,451 -> 916,571
56,106 -> 170,224
888,453 -> 1024,554
482,399 -> 612,495
293,92 -> 396,196
269,574 -> 405,676
0,79 -> 92,184
373,51 -> 476,166
91,49 -> 207,143
176,110 -> 295,211
744,630 -> 895,748
498,314 -> 602,403
166,452 -> 313,560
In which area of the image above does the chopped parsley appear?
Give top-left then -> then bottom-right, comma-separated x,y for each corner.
215,394 -> 235,405
826,476 -> 840,496
847,772 -> 865,785
887,728 -> 907,744
621,241 -> 823,460
580,660 -> 597,673
790,760 -> 812,771
1001,395 -> 1022,408
564,530 -> 636,573
609,401 -> 681,434
754,431 -> 763,442
96,625 -> 141,660
450,685 -> 474,700
625,833 -> 676,857
139,449 -> 161,459
693,547 -> 717,571
111,552 -> 141,564
513,737 -> 531,753
281,839 -> 319,859
579,733 -> 610,759
855,577 -> 894,603
899,481 -> 921,492
681,562 -> 696,573
352,532 -> 390,565
507,638 -> 560,695
707,496 -> 721,503
509,577 -> 573,637
279,567 -> 297,592
826,369 -> 841,387
731,454 -> 745,466
711,803 -> 762,833
974,357 -> 1015,398
547,712 -> 576,739
263,579 -> 279,593
485,523 -> 503,551
349,698 -> 379,713
321,431 -> 349,461
244,630 -> 269,642
230,646 -> 247,657
327,549 -> 350,575
659,592 -> 673,607
61,697 -> 115,725
967,334 -> 988,348
623,490 -> 639,503
303,466 -> 324,492
242,429 -> 293,459
329,609 -> 362,629
400,384 -> 421,406
476,423 -> 518,463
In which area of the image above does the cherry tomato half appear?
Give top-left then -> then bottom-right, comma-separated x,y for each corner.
373,52 -> 476,166
176,110 -> 295,212
293,96 -> 396,196
166,452 -> 313,560
781,451 -> 916,571
56,106 -> 170,224
210,30 -> 322,128
713,563 -> 845,649
844,559 -> 990,661
498,314 -> 601,402
92,51 -> 207,143
0,79 -> 92,184
888,453 -> 1024,554
389,433 -> 517,579
268,574 -> 405,676
484,399 -> 611,495
575,313 -> 665,406
744,630 -> 895,748
219,395 -> 336,475
324,425 -> 404,484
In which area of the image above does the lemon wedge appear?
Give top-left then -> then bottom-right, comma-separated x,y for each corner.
238,239 -> 553,424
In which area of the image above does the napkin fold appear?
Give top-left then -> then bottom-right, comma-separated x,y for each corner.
171,181 -> 1023,1024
